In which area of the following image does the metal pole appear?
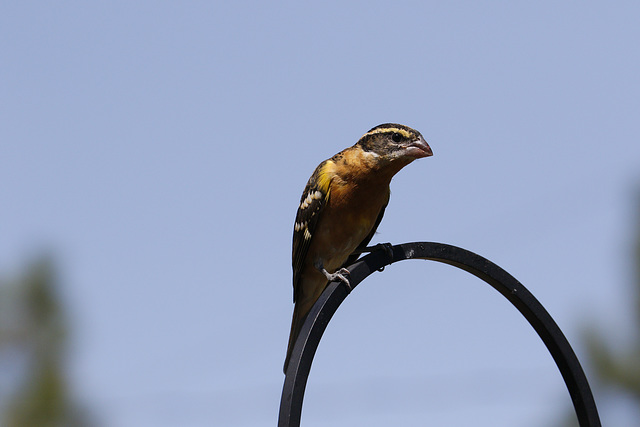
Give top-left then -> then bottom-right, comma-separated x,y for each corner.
278,242 -> 600,427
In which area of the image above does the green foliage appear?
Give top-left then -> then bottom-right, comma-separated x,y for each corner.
584,195 -> 640,400
0,256 -> 89,427
560,195 -> 640,426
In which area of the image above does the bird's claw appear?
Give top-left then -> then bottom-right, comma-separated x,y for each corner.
323,267 -> 352,292
365,242 -> 394,261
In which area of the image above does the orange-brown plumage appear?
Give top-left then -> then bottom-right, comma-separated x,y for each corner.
284,123 -> 432,373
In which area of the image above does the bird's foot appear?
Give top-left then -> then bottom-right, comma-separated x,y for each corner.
363,243 -> 394,272
321,267 -> 352,292
364,242 -> 394,260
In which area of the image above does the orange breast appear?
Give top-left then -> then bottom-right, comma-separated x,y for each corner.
308,177 -> 390,272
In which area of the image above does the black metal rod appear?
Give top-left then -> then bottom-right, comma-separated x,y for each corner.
278,242 -> 600,427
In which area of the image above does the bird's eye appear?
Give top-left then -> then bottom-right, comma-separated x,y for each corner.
391,133 -> 403,142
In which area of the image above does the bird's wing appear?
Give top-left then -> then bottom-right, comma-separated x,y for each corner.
341,192 -> 389,268
291,161 -> 331,303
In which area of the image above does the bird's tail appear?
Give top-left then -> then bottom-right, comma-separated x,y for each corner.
284,273 -> 328,374
283,304 -> 308,374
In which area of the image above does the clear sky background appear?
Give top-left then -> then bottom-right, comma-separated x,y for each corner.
2,1 -> 640,426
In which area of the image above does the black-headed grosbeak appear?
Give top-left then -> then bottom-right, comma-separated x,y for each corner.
284,123 -> 432,373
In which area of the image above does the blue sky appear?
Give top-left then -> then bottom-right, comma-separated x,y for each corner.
2,1 -> 640,426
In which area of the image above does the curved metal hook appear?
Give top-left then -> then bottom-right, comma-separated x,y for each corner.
278,242 -> 600,427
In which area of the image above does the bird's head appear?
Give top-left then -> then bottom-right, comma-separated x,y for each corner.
356,123 -> 432,164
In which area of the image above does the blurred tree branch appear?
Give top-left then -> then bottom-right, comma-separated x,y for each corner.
559,193 -> 640,426
0,255 -> 90,427
583,193 -> 640,399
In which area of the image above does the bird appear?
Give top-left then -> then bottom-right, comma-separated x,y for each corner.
284,123 -> 432,373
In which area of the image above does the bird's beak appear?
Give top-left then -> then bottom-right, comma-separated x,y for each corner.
407,136 -> 433,158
